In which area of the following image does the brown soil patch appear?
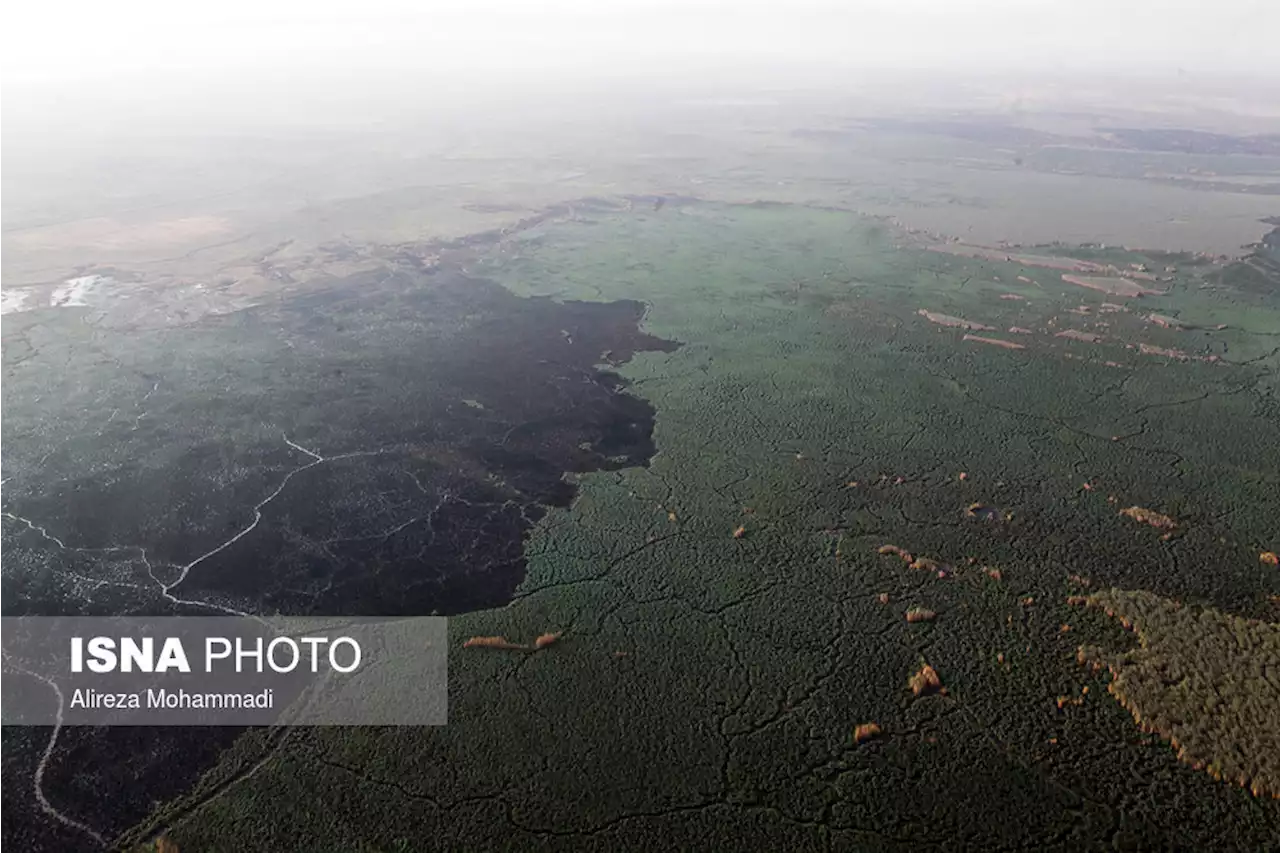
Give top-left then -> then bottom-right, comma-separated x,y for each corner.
534,632 -> 563,649
9,215 -> 234,253
1147,313 -> 1188,329
963,334 -> 1025,350
1119,506 -> 1178,531
1055,329 -> 1104,343
877,544 -> 914,563
918,309 -> 994,331
909,663 -> 945,697
463,636 -> 527,650
1062,275 -> 1166,298
909,556 -> 950,576
853,722 -> 883,744
464,631 -> 565,652
1138,343 -> 1190,361
927,244 -> 1109,272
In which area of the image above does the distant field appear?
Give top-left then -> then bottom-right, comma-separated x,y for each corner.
5,107 -> 1279,290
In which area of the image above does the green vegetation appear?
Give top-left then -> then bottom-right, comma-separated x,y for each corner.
129,202 -> 1280,851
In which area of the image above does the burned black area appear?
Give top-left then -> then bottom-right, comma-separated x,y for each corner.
0,261 -> 679,849
185,279 -> 674,616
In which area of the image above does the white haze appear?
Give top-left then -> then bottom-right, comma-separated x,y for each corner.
4,1 -> 1276,102
2,0 -> 1277,235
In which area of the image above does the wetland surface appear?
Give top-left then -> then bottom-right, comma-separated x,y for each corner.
4,199 -> 1278,851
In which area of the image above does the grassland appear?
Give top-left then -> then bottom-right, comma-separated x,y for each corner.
127,202 -> 1280,851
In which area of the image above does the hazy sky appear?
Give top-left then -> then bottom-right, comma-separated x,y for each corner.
4,0 -> 1277,91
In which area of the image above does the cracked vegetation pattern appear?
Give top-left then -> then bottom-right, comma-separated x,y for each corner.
8,203 -> 1280,851
1076,588 -> 1280,799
